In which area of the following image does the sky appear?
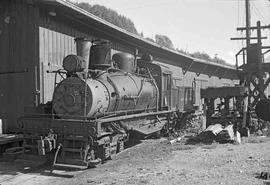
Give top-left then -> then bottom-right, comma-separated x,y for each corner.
71,0 -> 270,64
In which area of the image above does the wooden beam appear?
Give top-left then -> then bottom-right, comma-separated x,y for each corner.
237,25 -> 270,30
231,37 -> 267,40
196,64 -> 209,76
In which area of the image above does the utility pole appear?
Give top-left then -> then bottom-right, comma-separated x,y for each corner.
230,0 -> 270,130
245,0 -> 251,47
231,0 -> 270,107
256,21 -> 264,100
232,21 -> 270,106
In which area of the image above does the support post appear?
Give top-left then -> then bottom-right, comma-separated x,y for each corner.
256,21 -> 264,100
245,0 -> 251,47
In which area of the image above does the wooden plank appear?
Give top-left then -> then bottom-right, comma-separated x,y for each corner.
2,0 -> 40,131
56,30 -> 60,65
39,27 -> 45,103
0,0 -> 10,116
6,0 -> 18,131
48,27 -> 53,65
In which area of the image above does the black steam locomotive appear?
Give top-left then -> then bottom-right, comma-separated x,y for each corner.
21,38 -> 183,169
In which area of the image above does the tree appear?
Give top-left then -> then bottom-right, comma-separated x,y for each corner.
75,3 -> 138,34
191,51 -> 211,61
176,48 -> 188,55
155,34 -> 174,49
214,57 -> 226,65
145,37 -> 155,43
190,51 -> 233,66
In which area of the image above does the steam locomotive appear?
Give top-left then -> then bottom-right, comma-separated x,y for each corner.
20,38 -> 182,169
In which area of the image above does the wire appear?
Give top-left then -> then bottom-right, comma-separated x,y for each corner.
237,0 -> 240,28
235,0 -> 245,50
251,1 -> 268,25
263,0 -> 270,20
251,1 -> 270,47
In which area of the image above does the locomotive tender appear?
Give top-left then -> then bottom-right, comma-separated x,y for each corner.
21,38 -> 180,168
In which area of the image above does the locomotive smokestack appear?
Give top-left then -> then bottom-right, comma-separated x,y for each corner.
74,37 -> 91,71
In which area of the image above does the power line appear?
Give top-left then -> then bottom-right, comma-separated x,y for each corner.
250,0 -> 270,47
236,0 -> 246,50
251,1 -> 268,25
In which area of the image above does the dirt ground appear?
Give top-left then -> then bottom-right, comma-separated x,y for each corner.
1,136 -> 270,185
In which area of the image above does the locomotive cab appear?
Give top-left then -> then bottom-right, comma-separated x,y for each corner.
137,58 -> 173,111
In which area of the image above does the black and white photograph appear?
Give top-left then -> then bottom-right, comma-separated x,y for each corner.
0,0 -> 270,184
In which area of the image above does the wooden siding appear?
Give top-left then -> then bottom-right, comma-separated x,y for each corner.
39,27 -> 77,103
0,0 -> 39,132
39,10 -> 89,103
38,9 -> 136,103
0,0 -> 10,119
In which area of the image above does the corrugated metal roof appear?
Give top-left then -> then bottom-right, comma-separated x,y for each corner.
36,0 -> 238,79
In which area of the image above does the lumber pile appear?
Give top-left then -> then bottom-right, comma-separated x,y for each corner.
187,124 -> 241,144
216,125 -> 234,143
187,124 -> 223,144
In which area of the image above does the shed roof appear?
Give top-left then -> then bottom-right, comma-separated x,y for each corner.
36,0 -> 239,80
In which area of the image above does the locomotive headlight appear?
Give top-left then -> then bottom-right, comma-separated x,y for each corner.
63,55 -> 87,73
